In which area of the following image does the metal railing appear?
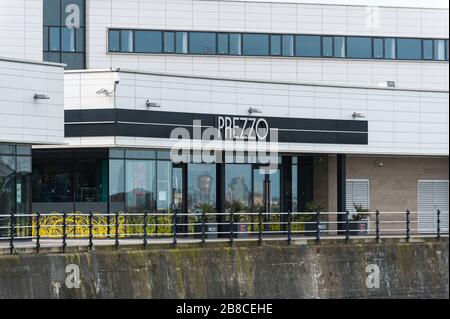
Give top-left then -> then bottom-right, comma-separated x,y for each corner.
0,210 -> 448,253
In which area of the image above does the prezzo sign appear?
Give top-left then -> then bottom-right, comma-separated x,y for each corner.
216,116 -> 269,140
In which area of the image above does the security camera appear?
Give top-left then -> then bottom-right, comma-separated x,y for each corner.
113,74 -> 120,85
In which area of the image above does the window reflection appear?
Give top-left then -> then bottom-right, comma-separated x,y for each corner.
188,164 -> 216,211
295,35 -> 321,57
125,160 -> 155,212
62,27 -> 75,52
397,38 -> 422,60
347,37 -> 372,58
225,164 -> 252,212
157,161 -> 172,211
189,32 -> 216,54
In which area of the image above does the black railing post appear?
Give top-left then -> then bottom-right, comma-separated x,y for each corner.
88,211 -> 93,250
172,210 -> 177,247
258,210 -> 263,246
316,211 -> 320,244
9,211 -> 15,254
345,210 -> 350,243
114,211 -> 119,250
230,211 -> 234,246
287,211 -> 292,245
436,209 -> 441,240
62,211 -> 67,253
375,209 -> 380,243
201,210 -> 206,244
406,209 -> 410,242
36,212 -> 41,253
143,211 -> 148,249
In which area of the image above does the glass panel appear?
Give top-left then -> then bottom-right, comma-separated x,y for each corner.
17,146 -> 31,156
187,164 -> 216,211
218,33 -> 229,54
322,36 -> 333,57
16,156 -> 32,214
125,160 -> 156,212
334,36 -> 345,57
43,27 -> 49,51
44,52 -> 61,63
164,32 -> 175,53
423,40 -> 433,60
295,35 -> 321,57
0,156 -> 15,212
373,38 -> 384,58
269,170 -> 281,213
32,157 -> 73,202
242,34 -> 269,56
156,161 -> 172,211
61,0 -> 85,27
384,38 -> 396,59
76,158 -> 107,202
230,33 -> 242,55
0,145 -> 15,155
292,164 -> 298,212
108,30 -> 120,52
61,53 -> 85,70
434,39 -> 445,60
282,35 -> 294,56
270,35 -> 281,56
253,170 -> 265,212
44,0 -> 61,26
120,30 -> 133,52
49,27 -> 60,51
110,149 -> 125,159
61,27 -> 75,52
109,159 -> 125,203
172,167 -> 183,211
135,30 -> 162,53
126,149 -> 156,159
76,28 -> 85,52
189,32 -> 216,54
0,156 -> 15,238
175,32 -> 188,53
224,164 -> 252,212
397,38 -> 421,60
347,37 -> 372,58
446,40 -> 449,61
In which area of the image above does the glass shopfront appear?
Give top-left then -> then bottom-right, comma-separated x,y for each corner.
31,148 -> 315,222
0,145 -> 32,239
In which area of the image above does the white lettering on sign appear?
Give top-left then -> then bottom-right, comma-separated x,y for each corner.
217,116 -> 269,140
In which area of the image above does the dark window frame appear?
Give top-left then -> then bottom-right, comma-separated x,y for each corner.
105,28 -> 449,62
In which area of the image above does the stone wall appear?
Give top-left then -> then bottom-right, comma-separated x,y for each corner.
0,240 -> 447,299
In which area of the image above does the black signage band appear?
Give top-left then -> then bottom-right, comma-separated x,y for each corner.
65,109 -> 368,145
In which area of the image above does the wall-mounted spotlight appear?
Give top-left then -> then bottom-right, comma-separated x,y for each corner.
34,93 -> 50,100
248,107 -> 262,114
375,160 -> 384,167
352,112 -> 365,119
378,81 -> 396,88
146,100 -> 160,108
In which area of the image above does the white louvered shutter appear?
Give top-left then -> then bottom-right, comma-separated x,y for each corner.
418,181 -> 449,233
346,180 -> 369,212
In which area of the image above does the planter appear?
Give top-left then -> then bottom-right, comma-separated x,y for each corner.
348,218 -> 370,236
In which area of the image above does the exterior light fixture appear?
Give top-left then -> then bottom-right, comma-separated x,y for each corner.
34,93 -> 50,100
376,160 -> 384,167
378,81 -> 396,88
352,112 -> 365,119
248,107 -> 262,114
146,100 -> 160,108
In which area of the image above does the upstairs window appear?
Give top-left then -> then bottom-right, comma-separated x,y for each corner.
243,34 -> 269,56
295,35 -> 321,57
189,32 -> 216,54
135,31 -> 162,53
397,38 -> 422,60
347,37 -> 372,58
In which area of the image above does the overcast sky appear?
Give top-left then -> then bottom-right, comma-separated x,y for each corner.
232,0 -> 449,9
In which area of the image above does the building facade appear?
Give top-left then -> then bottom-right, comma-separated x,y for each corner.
1,0 -> 448,236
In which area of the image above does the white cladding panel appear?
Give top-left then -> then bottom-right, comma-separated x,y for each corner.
0,58 -> 65,145
64,70 -> 449,156
85,0 -> 449,90
0,0 -> 43,61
